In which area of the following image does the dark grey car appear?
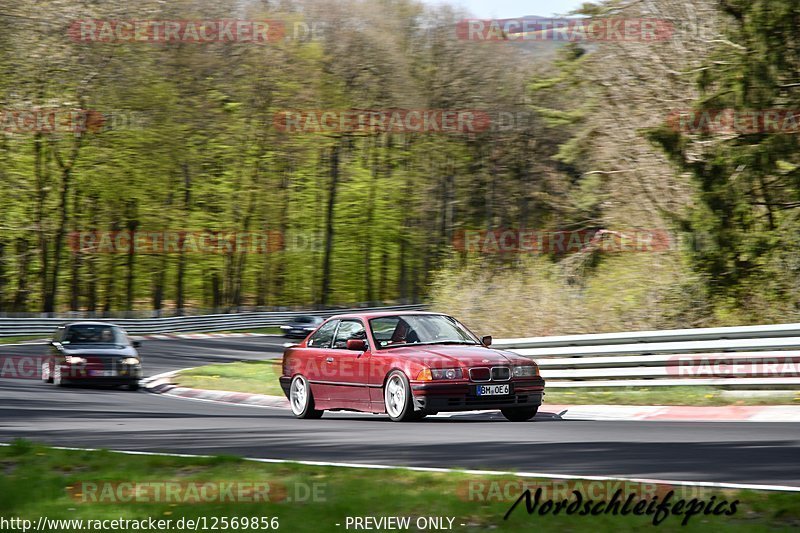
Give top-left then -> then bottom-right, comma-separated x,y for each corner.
42,322 -> 143,390
280,315 -> 324,339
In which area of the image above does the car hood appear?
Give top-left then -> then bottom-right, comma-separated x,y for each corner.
61,345 -> 138,357
383,345 -> 532,367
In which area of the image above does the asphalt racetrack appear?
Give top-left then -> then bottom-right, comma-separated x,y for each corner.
1,336 -> 799,487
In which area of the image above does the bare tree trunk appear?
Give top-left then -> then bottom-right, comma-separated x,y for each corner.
319,142 -> 341,307
362,138 -> 379,303
0,241 -> 6,312
46,133 -> 83,313
102,223 -> 119,317
125,219 -> 138,310
69,188 -> 81,312
151,258 -> 166,316
176,163 -> 191,315
12,238 -> 31,312
86,196 -> 99,314
34,132 -> 49,313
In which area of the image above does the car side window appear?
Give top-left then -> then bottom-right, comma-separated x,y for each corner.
307,320 -> 338,348
332,320 -> 367,349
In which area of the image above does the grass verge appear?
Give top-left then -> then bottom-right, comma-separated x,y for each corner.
0,335 -> 47,345
174,359 -> 284,396
1,441 -> 799,532
545,386 -> 800,406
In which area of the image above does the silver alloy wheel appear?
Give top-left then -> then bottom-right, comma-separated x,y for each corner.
41,361 -> 51,383
289,376 -> 308,416
53,364 -> 63,386
384,374 -> 406,419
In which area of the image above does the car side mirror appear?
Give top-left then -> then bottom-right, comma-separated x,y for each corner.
132,341 -> 141,348
481,335 -> 492,347
346,339 -> 367,351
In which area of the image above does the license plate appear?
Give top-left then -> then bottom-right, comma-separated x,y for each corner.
89,370 -> 115,377
476,384 -> 510,396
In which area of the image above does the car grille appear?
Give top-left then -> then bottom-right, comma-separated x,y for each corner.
469,367 -> 491,382
492,367 -> 510,381
468,367 -> 510,382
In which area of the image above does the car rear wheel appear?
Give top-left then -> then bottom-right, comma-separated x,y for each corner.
289,375 -> 323,419
384,371 -> 420,422
127,381 -> 140,392
501,407 -> 538,422
41,360 -> 53,384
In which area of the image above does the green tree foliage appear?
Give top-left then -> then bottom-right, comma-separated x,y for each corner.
649,0 -> 800,313
0,0 -> 550,314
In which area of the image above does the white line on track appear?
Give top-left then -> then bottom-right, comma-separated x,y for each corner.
1,442 -> 798,493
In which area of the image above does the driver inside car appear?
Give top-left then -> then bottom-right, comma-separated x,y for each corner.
389,318 -> 420,345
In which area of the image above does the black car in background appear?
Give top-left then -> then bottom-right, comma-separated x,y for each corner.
280,315 -> 324,339
42,322 -> 143,390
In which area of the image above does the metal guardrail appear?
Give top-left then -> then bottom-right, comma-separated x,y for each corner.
495,326 -> 800,389
7,308 -> 798,390
495,322 -> 800,348
0,305 -> 427,338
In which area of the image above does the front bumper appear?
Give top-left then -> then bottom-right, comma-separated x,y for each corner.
59,364 -> 142,384
411,377 -> 545,412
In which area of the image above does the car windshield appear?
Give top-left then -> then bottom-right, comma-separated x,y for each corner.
369,315 -> 479,349
294,316 -> 317,324
62,325 -> 129,346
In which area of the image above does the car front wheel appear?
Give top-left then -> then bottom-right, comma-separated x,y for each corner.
501,407 -> 538,422
289,375 -> 323,419
384,371 -> 420,422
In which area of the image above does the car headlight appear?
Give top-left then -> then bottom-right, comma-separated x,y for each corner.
416,367 -> 463,381
65,356 -> 87,365
513,365 -> 538,377
280,325 -> 292,330
303,327 -> 315,331
432,368 -> 463,380
120,358 -> 140,366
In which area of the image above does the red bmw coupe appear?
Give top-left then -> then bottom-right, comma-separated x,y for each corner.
279,311 -> 545,422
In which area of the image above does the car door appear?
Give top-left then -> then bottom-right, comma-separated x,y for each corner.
323,319 -> 371,408
303,319 -> 339,402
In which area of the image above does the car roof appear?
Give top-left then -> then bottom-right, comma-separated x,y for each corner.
326,310 -> 445,321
